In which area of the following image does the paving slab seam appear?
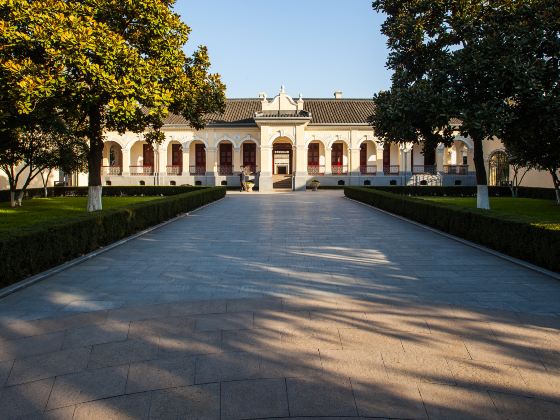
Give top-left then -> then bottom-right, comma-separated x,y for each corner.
345,196 -> 560,281
0,197 -> 225,300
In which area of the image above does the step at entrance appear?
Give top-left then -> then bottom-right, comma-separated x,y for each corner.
273,175 -> 293,190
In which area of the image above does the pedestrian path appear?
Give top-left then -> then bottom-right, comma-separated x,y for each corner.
0,191 -> 559,419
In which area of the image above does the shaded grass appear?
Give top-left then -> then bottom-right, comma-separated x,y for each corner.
418,197 -> 560,228
0,196 -> 161,232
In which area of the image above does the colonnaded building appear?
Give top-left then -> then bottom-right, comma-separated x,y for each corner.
0,87 -> 552,191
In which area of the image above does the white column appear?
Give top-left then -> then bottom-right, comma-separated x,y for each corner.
324,146 -> 332,175
205,147 -> 217,175
122,148 -> 131,176
376,143 -> 384,175
233,146 -> 241,173
182,145 -> 189,176
349,147 -> 361,175
158,147 -> 167,176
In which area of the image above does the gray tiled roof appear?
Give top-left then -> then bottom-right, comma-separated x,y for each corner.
163,98 -> 375,127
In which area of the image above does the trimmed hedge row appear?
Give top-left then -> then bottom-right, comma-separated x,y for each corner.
0,187 -> 226,287
345,187 -> 560,273
0,185 -> 204,202
367,186 -> 557,200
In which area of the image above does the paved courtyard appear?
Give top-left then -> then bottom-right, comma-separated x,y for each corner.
0,190 -> 559,419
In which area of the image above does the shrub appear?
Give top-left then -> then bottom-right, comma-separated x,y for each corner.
345,187 -> 560,272
0,187 -> 226,287
366,186 -> 557,200
0,185 -> 205,202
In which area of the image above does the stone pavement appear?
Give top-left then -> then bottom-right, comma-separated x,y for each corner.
0,190 -> 559,419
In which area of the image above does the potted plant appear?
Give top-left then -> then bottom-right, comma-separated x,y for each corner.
246,181 -> 255,192
310,179 -> 320,191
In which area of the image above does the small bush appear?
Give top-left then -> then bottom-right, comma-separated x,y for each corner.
0,185 -> 204,202
0,187 -> 226,286
366,186 -> 557,200
345,187 -> 560,272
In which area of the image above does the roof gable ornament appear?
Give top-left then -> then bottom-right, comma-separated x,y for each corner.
260,86 -> 302,112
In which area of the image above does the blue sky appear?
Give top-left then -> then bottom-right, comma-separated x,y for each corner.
175,0 -> 391,98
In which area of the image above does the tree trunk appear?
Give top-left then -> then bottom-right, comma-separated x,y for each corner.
473,136 -> 490,209
9,191 -> 16,208
86,105 -> 104,211
551,170 -> 560,205
16,190 -> 24,206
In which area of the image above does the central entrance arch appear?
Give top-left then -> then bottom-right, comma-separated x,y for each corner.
272,137 -> 294,189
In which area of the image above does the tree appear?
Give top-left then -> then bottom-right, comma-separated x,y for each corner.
372,0 -> 522,209
369,76 -> 455,160
0,124 -> 86,206
1,1 -> 225,211
497,0 -> 560,203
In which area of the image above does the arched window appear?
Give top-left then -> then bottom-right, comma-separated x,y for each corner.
489,151 -> 509,186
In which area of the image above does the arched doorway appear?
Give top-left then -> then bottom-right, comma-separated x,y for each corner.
272,138 -> 293,189
489,151 -> 509,186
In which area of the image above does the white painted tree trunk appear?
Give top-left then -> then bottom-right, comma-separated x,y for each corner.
477,185 -> 490,210
556,189 -> 560,205
87,186 -> 103,212
10,191 -> 16,208
16,191 -> 23,207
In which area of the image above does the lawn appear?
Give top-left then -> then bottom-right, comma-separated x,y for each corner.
0,196 -> 161,232
418,196 -> 560,227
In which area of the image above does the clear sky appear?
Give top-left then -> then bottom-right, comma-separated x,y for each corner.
175,0 -> 391,99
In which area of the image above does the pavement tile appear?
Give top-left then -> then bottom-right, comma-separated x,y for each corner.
286,377 -> 358,417
489,391 -> 560,420
30,311 -> 109,335
352,379 -> 427,419
419,383 -> 501,420
0,378 -> 54,419
63,321 -> 130,349
221,328 -> 282,353
339,327 -> 404,351
400,333 -> 471,359
221,378 -> 289,420
383,351 -> 455,385
226,297 -> 283,313
166,299 -> 227,317
0,359 -> 14,386
127,316 -> 195,339
463,339 -> 544,368
149,383 -> 219,419
195,351 -> 260,384
47,365 -> 128,409
40,406 -> 76,419
309,310 -> 369,330
88,339 -> 158,369
320,349 -> 386,380
157,330 -> 221,358
253,310 -> 312,333
126,357 -> 195,393
516,366 -> 560,402
106,304 -> 169,322
73,392 -> 151,419
365,312 -> 432,334
280,330 -> 343,351
0,331 -> 65,362
260,350 -> 324,379
446,358 -> 528,394
194,312 -> 254,331
7,347 -> 90,385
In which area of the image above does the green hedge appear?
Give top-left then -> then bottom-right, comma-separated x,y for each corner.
345,187 -> 560,272
0,187 -> 226,287
367,186 -> 557,200
0,185 -> 204,202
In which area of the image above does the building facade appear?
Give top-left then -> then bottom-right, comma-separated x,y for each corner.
100,88 -> 487,192
1,87 -> 553,192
